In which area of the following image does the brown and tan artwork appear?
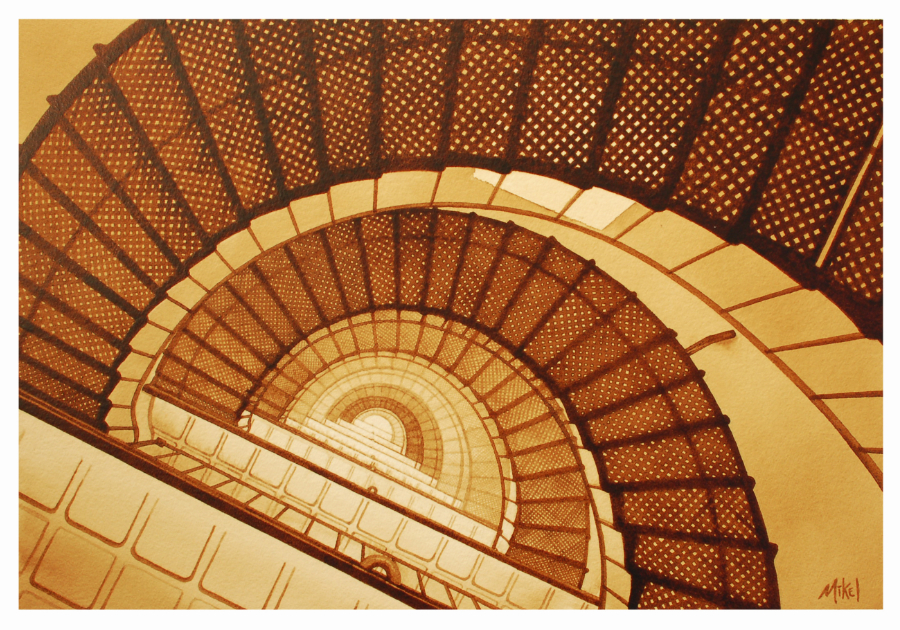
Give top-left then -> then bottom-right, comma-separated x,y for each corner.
18,19 -> 882,610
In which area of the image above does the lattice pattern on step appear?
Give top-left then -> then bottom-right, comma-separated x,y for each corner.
825,144 -> 883,299
751,21 -> 882,257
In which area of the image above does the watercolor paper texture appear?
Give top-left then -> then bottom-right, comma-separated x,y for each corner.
18,19 -> 883,610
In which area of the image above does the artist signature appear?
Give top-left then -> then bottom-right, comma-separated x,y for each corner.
818,578 -> 860,604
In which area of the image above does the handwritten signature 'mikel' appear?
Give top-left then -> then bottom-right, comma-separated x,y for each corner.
818,578 -> 860,604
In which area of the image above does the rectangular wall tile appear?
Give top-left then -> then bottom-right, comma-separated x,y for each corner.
132,500 -> 215,580
103,564 -> 183,609
200,533 -> 285,609
20,428 -> 82,511
66,462 -> 147,545
19,507 -> 48,574
32,529 -> 115,608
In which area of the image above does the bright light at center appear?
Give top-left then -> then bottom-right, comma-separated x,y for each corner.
354,412 -> 394,442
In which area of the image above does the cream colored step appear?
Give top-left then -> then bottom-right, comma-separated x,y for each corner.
301,417 -> 438,493
334,418 -> 403,455
347,416 -> 399,448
